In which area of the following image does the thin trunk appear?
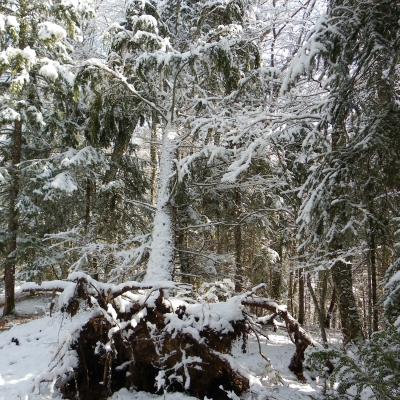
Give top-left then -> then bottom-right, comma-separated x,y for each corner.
307,274 -> 328,345
362,279 -> 367,333
271,237 -> 283,300
319,271 -> 328,324
298,268 -> 305,325
325,287 -> 336,328
368,218 -> 378,332
150,113 -> 158,206
3,119 -> 22,316
85,179 -> 99,278
176,229 -> 190,283
85,179 -> 92,232
288,271 -> 294,314
175,177 -> 190,283
271,0 -> 276,68
234,190 -> 243,292
367,257 -> 373,337
143,126 -> 177,283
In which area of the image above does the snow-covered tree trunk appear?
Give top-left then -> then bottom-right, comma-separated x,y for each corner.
143,125 -> 178,283
3,119 -> 22,316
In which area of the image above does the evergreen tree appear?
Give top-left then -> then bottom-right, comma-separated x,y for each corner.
0,0 -> 88,315
285,0 -> 400,342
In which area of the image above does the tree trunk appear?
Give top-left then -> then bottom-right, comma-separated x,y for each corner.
306,274 -> 328,345
234,190 -> 243,292
288,271 -> 294,314
319,271 -> 328,324
271,237 -> 283,300
368,218 -> 378,332
331,260 -> 364,343
85,179 -> 93,232
298,268 -> 305,325
367,255 -> 373,337
150,113 -> 159,206
175,177 -> 190,283
329,123 -> 363,342
3,119 -> 22,316
103,117 -> 139,184
325,288 -> 336,328
143,126 -> 177,283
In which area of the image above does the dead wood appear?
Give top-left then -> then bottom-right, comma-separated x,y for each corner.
242,297 -> 318,380
56,283 -> 249,400
23,277 -> 318,397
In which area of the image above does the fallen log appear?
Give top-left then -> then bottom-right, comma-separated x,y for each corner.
242,297 -> 318,380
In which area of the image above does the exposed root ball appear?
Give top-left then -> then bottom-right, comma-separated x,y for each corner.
61,297 -> 249,400
24,276 -> 315,399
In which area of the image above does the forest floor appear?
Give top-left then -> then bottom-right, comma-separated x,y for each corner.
0,297 -> 328,400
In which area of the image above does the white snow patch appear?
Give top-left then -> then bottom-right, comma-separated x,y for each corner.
110,388 -> 197,399
39,63 -> 59,81
0,107 -> 20,122
0,313 -> 93,399
6,16 -> 19,29
38,22 -> 67,41
48,172 -> 78,193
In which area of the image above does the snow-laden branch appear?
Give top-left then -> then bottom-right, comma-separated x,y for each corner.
82,58 -> 168,122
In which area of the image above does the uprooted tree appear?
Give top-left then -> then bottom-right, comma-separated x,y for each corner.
22,274 -> 317,400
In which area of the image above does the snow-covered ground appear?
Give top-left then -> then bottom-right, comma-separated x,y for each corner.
0,290 -> 324,400
0,309 -> 323,400
0,315 -> 62,400
0,294 -> 54,317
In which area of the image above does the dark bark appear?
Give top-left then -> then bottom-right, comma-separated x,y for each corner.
271,237 -> 283,300
368,218 -> 378,332
84,179 -> 94,232
331,260 -> 364,343
288,271 -> 294,314
234,190 -> 244,292
176,225 -> 190,282
319,271 -> 328,325
28,277 -> 317,388
3,119 -> 22,316
325,288 -> 336,328
367,253 -> 373,337
103,117 -> 139,184
306,274 -> 328,345
49,279 -> 249,400
150,113 -> 158,206
298,268 -> 305,325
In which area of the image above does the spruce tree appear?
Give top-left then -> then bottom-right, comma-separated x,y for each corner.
0,0 -> 87,315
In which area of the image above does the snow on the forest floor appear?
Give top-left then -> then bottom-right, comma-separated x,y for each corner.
0,294 -> 54,317
0,314 -> 65,399
0,312 -> 322,400
0,311 -> 96,400
110,389 -> 199,399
